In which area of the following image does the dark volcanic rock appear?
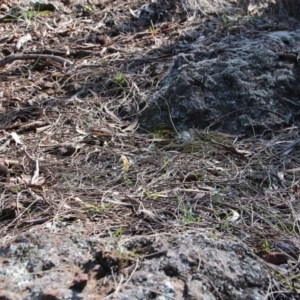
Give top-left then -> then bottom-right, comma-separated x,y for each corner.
140,29 -> 300,133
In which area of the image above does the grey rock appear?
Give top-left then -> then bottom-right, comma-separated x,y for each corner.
140,30 -> 300,133
0,231 -> 268,299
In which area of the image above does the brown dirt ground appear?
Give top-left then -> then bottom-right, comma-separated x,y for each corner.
0,0 -> 300,297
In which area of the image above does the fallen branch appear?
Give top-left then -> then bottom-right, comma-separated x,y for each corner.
0,54 -> 73,68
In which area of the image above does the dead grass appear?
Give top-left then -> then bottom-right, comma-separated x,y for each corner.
0,0 -> 299,298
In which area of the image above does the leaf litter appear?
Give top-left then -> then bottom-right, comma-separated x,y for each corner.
0,0 -> 299,297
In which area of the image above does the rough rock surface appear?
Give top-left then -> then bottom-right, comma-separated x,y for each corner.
0,229 -> 268,300
140,14 -> 300,133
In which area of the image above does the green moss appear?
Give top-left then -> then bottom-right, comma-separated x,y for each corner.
196,130 -> 232,145
151,129 -> 176,138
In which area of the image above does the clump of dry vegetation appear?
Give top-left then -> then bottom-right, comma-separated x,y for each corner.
0,0 -> 299,298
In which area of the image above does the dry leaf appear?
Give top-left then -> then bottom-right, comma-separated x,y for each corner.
119,155 -> 129,172
76,124 -> 88,135
122,117 -> 139,132
193,192 -> 205,200
197,205 -> 215,213
277,171 -> 284,181
11,132 -> 22,145
15,33 -> 31,51
227,210 -> 240,222
36,125 -> 52,133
